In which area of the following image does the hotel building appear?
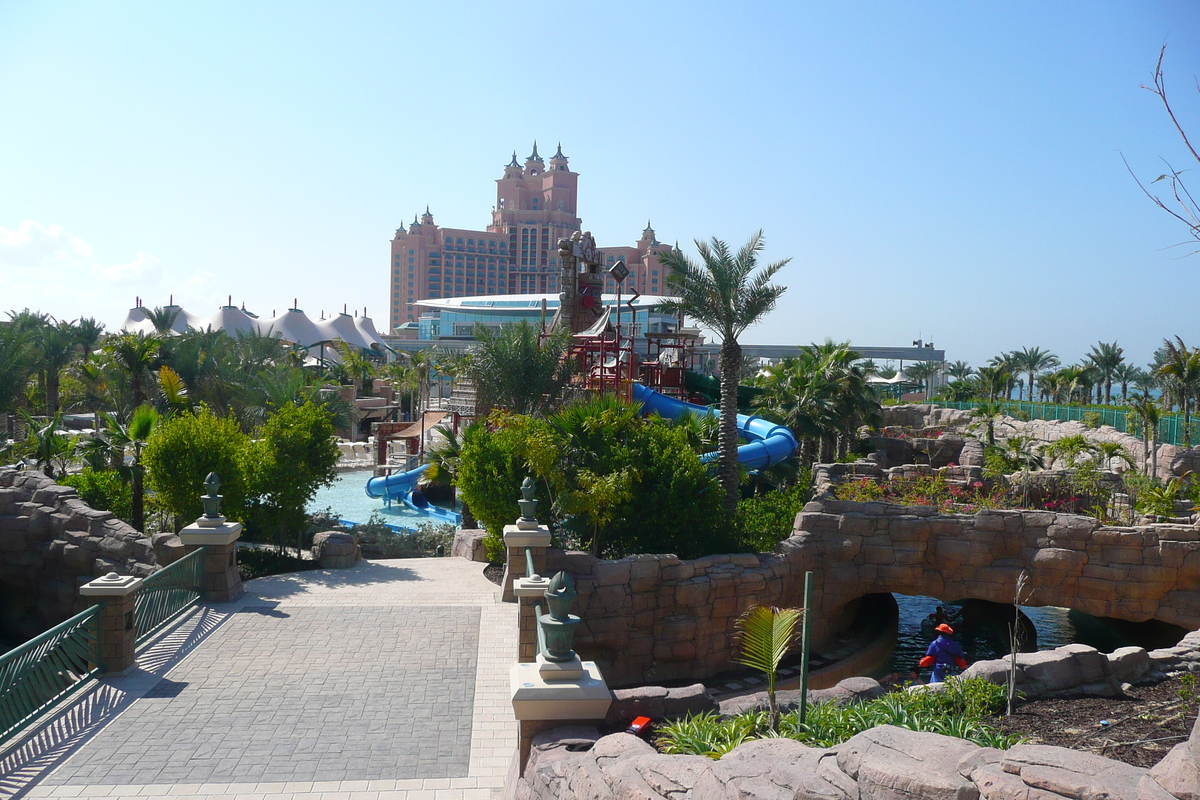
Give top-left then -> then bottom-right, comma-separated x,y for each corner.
388,143 -> 674,331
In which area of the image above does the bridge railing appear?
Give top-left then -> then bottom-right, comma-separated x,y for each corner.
0,604 -> 101,745
134,546 -> 206,646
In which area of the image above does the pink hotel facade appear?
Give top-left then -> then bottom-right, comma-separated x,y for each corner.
388,143 -> 674,331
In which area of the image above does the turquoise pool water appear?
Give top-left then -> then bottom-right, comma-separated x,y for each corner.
308,469 -> 456,530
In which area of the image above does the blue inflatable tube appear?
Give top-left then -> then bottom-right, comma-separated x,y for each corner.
631,383 -> 797,470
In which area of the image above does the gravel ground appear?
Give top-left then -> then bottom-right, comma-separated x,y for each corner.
985,675 -> 1200,768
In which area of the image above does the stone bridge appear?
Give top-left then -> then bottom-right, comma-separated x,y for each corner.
537,499 -> 1200,687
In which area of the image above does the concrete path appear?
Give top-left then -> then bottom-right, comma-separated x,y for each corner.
0,558 -> 517,799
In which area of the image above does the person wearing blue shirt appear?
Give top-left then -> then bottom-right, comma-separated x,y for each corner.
919,623 -> 968,683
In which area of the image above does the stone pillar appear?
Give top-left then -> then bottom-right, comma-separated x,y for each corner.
501,525 -> 550,604
179,516 -> 243,603
79,572 -> 143,675
509,659 -> 611,776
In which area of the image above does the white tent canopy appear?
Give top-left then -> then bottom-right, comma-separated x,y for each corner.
120,304 -> 387,351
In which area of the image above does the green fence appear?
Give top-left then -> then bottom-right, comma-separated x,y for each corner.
0,604 -> 101,744
937,400 -> 1196,447
134,547 -> 206,646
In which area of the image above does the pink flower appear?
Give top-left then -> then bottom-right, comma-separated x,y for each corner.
973,481 -> 983,488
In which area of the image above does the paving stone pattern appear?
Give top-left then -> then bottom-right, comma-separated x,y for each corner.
44,605 -> 480,785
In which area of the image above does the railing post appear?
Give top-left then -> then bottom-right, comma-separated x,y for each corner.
513,548 -> 549,663
79,573 -> 143,675
501,477 -> 550,604
178,472 -> 243,602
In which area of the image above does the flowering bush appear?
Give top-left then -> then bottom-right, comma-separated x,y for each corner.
833,473 -> 1006,512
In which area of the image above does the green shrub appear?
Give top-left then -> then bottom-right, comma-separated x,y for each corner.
144,407 -> 250,523
656,677 -> 1021,758
735,481 -> 811,552
241,402 -> 340,546
60,467 -> 132,523
457,401 -> 728,559
1082,411 -> 1102,429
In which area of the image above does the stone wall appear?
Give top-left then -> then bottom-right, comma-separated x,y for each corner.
513,717 -> 1200,800
545,499 -> 1200,687
882,403 -> 1193,481
0,468 -> 160,642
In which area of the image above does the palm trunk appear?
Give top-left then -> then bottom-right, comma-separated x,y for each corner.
717,340 -> 742,515
46,371 -> 60,418
1142,422 -> 1150,475
1152,430 -> 1159,479
1180,398 -> 1190,450
132,467 -> 145,532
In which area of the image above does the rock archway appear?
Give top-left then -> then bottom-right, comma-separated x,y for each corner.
541,498 -> 1200,686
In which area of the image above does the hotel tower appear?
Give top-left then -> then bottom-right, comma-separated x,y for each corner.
388,143 -> 673,331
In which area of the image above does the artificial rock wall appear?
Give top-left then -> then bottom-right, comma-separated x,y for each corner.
514,717 -> 1200,800
0,468 -> 160,642
548,499 -> 1200,687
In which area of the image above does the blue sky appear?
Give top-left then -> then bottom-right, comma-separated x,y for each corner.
1,1 -> 1198,369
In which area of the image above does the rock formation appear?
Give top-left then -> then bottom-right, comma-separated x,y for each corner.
0,467 -> 159,642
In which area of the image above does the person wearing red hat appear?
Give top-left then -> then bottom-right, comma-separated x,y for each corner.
919,623 -> 968,683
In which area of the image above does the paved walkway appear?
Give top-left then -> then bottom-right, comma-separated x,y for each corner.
0,558 -> 518,799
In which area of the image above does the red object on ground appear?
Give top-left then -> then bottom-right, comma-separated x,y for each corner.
626,716 -> 652,736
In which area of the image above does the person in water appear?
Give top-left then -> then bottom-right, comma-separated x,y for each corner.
919,623 -> 968,683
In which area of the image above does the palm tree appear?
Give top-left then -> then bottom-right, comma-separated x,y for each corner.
1011,347 -> 1058,403
1094,441 -> 1134,473
466,321 -> 574,417
0,321 -> 35,426
1154,337 -> 1200,447
946,360 -> 974,382
969,400 -> 1008,446
38,320 -> 80,417
1112,363 -> 1142,404
975,366 -> 1011,402
18,410 -> 70,477
733,605 -> 800,733
660,232 -> 789,514
104,332 -> 162,409
1086,341 -> 1125,404
942,380 -> 977,402
1128,393 -> 1162,476
144,306 -> 181,335
102,404 -> 159,531
904,361 -> 935,393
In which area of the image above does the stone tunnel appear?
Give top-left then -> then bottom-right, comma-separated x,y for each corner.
540,498 -> 1200,687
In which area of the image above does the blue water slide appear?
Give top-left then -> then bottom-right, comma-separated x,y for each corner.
364,463 -> 464,525
631,383 -> 798,470
365,463 -> 430,501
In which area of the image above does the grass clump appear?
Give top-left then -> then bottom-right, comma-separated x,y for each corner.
656,677 -> 1025,758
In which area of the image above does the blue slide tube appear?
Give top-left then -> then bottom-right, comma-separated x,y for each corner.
365,462 -> 430,500
631,383 -> 797,470
364,463 -> 464,525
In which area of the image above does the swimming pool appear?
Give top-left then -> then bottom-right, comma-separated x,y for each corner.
308,469 -> 455,530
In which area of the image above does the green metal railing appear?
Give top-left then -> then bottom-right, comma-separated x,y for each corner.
134,547 -> 206,645
937,400 -> 1197,447
0,604 -> 101,744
